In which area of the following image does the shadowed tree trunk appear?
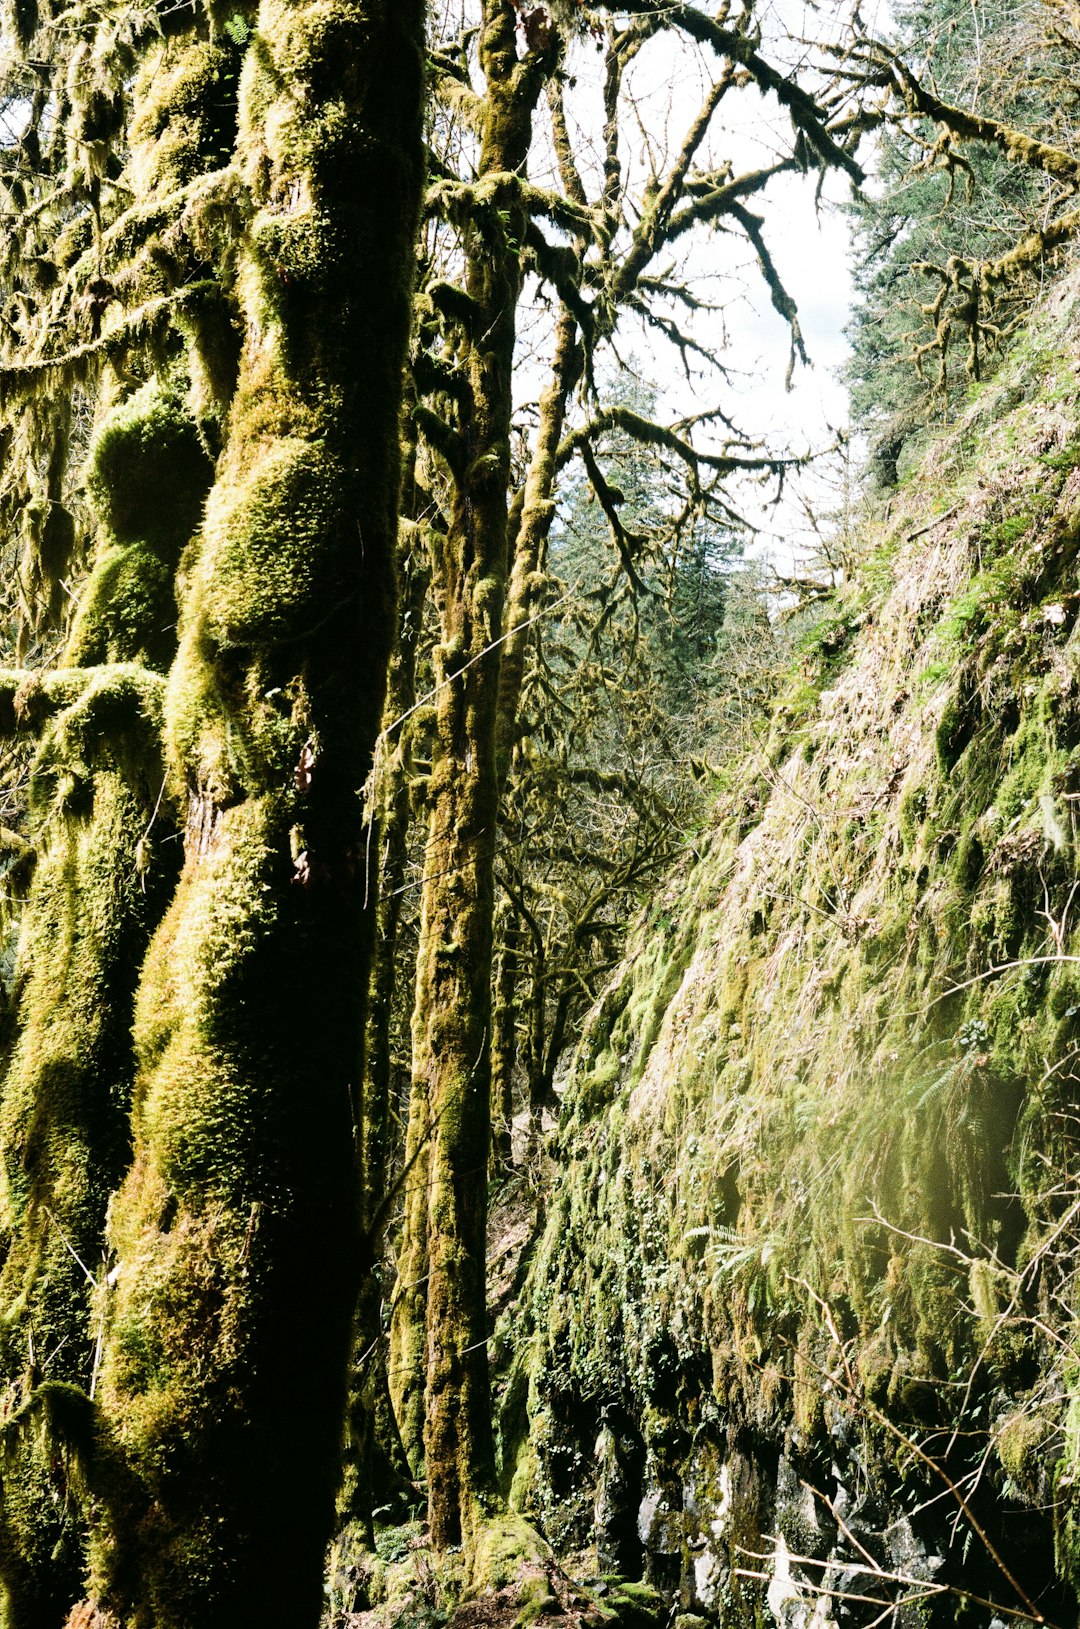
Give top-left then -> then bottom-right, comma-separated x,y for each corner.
344,414 -> 433,1537
55,5 -> 429,1624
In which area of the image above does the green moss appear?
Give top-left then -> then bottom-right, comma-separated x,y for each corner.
0,662 -> 178,1624
601,1579 -> 667,1629
66,543 -> 179,671
77,0 -> 427,1617
514,272 -> 1080,1615
67,382 -> 214,678
200,435 -> 350,648
85,380 -> 212,555
469,1514 -> 551,1594
129,39 -> 242,196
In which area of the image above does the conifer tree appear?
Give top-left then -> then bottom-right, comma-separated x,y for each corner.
845,0 -> 1080,478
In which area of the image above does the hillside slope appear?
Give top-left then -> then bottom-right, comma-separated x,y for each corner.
507,273 -> 1080,1629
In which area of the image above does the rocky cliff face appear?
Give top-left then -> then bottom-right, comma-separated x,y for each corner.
506,274 -> 1080,1629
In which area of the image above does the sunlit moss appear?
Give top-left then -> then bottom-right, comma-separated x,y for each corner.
76,3 -> 427,1624
511,281 -> 1080,1613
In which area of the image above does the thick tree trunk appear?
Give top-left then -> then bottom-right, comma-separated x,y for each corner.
73,5 -> 426,1625
0,47 -> 222,1617
0,667 -> 180,1629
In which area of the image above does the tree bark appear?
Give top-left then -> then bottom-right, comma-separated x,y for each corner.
77,5 -> 426,1624
349,436 -> 432,1524
491,905 -> 521,1176
393,0 -> 555,1553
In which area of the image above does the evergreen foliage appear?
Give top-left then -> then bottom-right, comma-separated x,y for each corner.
846,0 -> 1080,481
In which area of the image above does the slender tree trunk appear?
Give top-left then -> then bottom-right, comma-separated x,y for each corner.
349,450 -> 432,1523
393,1 -> 555,1553
77,6 -> 426,1624
363,431 -> 433,1240
384,421 -> 437,1482
524,939 -> 549,1134
491,905 -> 520,1175
495,307 -> 582,783
389,1052 -> 433,1477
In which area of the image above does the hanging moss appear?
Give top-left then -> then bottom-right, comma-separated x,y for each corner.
128,38 -> 244,199
0,663 -> 179,1629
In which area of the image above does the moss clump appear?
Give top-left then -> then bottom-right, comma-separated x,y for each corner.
469,1514 -> 552,1594
66,543 -> 179,672
68,382 -> 214,674
84,380 -> 212,555
997,1408 -> 1054,1489
128,39 -> 242,198
199,436 -> 350,648
599,1579 -> 667,1629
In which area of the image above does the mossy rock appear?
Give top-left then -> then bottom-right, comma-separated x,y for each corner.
469,1514 -> 552,1595
997,1407 -> 1055,1492
598,1578 -> 667,1629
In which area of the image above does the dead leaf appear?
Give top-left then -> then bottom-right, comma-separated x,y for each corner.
295,738 -> 316,792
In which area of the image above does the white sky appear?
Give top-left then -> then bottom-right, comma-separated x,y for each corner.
543,2 -> 871,575
706,173 -> 856,572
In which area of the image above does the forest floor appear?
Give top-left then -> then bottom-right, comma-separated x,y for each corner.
338,1534 -> 667,1629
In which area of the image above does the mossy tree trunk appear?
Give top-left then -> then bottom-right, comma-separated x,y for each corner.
63,5 -> 427,1625
362,421 -> 433,1245
490,904 -> 521,1175
0,665 -> 180,1629
0,25 -> 224,1620
344,428 -> 433,1534
494,310 -> 582,783
388,1056 -> 433,1478
393,1 -> 557,1553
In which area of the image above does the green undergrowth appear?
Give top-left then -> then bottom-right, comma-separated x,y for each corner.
509,271 -> 1080,1612
323,1512 -> 666,1629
